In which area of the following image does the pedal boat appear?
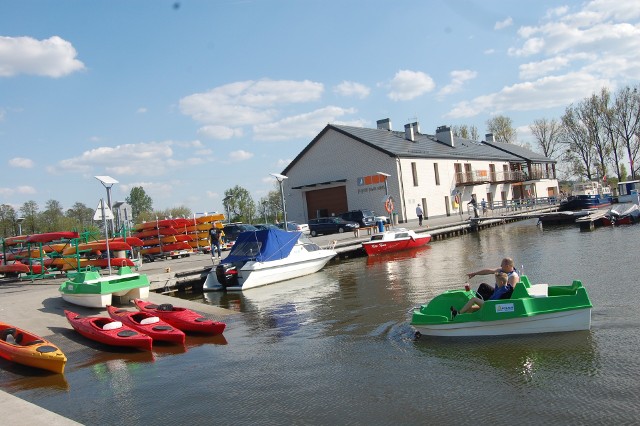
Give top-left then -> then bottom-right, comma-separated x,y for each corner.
411,276 -> 592,337
59,266 -> 150,308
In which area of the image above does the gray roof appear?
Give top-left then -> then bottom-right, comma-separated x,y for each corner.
283,123 -> 554,174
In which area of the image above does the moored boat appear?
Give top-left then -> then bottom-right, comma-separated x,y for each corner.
601,202 -> 640,226
362,228 -> 431,256
204,228 -> 336,291
65,310 -> 153,350
106,305 -> 186,344
559,181 -> 612,211
411,276 -> 592,337
0,322 -> 67,374
58,266 -> 150,308
133,299 -> 226,335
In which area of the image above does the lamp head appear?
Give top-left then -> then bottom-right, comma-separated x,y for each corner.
270,173 -> 288,181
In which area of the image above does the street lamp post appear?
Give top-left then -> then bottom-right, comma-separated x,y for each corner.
95,176 -> 118,275
270,173 -> 288,230
16,217 -> 25,236
223,196 -> 233,224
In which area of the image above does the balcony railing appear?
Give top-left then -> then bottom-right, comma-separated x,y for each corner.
454,169 -> 555,185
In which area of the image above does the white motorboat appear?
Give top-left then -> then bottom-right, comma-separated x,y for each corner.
203,229 -> 337,291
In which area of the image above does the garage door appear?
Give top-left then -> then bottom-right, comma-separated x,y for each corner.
305,186 -> 348,219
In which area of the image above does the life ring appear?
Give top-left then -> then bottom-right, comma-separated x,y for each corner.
384,197 -> 394,213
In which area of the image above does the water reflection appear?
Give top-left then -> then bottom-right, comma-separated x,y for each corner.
0,366 -> 69,393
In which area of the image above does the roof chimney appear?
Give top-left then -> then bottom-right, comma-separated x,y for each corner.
436,125 -> 454,147
404,123 -> 415,141
411,121 -> 420,134
376,118 -> 392,131
485,133 -> 495,143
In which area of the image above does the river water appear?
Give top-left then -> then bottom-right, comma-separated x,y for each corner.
1,219 -> 639,425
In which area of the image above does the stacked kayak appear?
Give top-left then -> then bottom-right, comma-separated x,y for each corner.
107,305 -> 186,345
0,322 -> 67,374
132,219 -> 193,258
133,299 -> 226,335
65,310 -> 153,351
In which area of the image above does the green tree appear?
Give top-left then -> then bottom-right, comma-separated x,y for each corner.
66,202 -> 95,230
126,187 -> 153,221
223,186 -> 256,223
19,200 -> 39,234
486,115 -> 517,143
41,199 -> 65,232
257,185 -> 284,223
0,204 -> 17,238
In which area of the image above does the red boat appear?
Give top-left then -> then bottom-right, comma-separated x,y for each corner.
64,310 -> 153,351
133,299 -> 226,335
361,228 -> 431,256
106,305 -> 185,345
26,232 -> 79,243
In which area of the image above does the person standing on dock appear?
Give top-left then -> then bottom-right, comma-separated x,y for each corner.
481,198 -> 487,215
468,195 -> 479,218
416,204 -> 424,226
209,228 -> 223,259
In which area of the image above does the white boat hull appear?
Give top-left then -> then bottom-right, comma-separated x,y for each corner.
413,308 -> 591,337
203,250 -> 335,291
59,286 -> 149,308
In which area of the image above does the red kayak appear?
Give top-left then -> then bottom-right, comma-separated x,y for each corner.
106,305 -> 185,345
26,232 -> 79,243
133,299 -> 226,335
64,310 -> 153,351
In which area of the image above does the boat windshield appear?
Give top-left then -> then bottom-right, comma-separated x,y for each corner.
299,235 -> 322,251
395,232 -> 409,239
230,241 -> 262,257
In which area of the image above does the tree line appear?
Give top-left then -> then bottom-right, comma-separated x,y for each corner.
3,84 -> 638,239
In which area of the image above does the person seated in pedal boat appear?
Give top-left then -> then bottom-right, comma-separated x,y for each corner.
467,257 -> 519,299
452,272 -> 510,317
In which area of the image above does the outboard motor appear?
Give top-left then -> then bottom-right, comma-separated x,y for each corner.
216,263 -> 239,288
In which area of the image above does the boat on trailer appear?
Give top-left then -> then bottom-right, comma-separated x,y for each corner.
362,228 -> 431,256
411,276 -> 592,337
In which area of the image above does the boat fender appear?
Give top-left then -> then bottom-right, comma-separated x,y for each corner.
103,321 -> 123,331
140,316 -> 160,325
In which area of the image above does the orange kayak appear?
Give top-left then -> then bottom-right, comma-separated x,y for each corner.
0,322 -> 67,374
62,241 -> 132,256
133,227 -> 179,239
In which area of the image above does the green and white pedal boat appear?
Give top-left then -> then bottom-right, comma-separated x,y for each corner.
411,276 -> 592,337
59,266 -> 150,308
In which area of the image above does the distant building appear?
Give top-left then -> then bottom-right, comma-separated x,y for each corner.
112,201 -> 133,232
281,119 -> 558,223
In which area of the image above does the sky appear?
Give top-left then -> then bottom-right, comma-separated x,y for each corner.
1,0 -> 640,217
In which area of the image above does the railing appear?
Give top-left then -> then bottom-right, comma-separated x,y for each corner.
454,170 -> 555,185
464,197 -> 560,217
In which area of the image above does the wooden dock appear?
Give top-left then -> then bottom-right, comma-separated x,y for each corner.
575,208 -> 609,230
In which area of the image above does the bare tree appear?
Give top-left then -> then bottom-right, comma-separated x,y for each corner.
581,90 -> 611,180
486,115 -> 516,143
529,118 -> 563,159
561,104 -> 596,180
614,85 -> 640,179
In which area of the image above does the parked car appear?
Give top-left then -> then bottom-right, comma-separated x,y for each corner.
372,211 -> 390,224
222,223 -> 258,249
276,221 -> 310,234
308,217 -> 359,237
339,210 -> 376,228
253,223 -> 279,231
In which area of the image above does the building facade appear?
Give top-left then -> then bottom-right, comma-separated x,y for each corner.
282,119 -> 558,224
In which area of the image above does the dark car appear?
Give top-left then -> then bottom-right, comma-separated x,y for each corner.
253,223 -> 279,231
223,223 -> 258,249
339,209 -> 376,228
308,217 -> 359,237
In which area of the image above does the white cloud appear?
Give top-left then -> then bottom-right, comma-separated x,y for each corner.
385,70 -> 436,101
508,37 -> 545,57
484,48 -> 496,55
9,157 -> 34,168
0,186 -> 36,196
50,140 -> 210,176
228,150 -> 254,161
495,17 -> 513,30
445,72 -> 612,118
333,81 -> 370,99
197,125 -> 243,140
437,70 -> 478,98
179,79 -> 324,128
276,158 -> 291,168
253,106 -> 356,141
0,36 -> 85,77
136,107 -> 147,114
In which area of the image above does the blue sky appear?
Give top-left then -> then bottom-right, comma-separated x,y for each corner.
2,0 -> 639,216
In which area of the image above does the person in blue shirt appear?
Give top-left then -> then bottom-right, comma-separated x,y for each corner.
452,272 -> 510,316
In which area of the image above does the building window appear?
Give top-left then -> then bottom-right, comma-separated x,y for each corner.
412,162 -> 418,186
434,163 -> 440,186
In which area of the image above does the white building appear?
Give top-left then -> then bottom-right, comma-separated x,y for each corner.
282,119 -> 558,223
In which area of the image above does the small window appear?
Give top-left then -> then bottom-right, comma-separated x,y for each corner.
434,163 -> 440,185
395,233 -> 409,238
370,235 -> 384,241
412,162 -> 418,186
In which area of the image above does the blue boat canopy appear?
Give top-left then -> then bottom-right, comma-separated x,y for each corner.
224,229 -> 302,263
